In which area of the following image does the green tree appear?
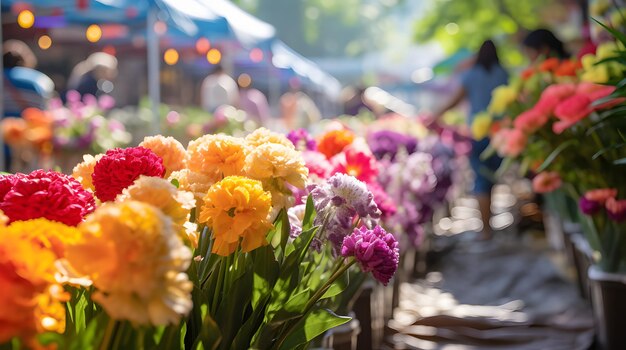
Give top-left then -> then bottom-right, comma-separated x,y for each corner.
413,0 -> 565,66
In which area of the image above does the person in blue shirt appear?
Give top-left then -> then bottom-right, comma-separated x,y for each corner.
2,40 -> 54,170
434,40 -> 509,240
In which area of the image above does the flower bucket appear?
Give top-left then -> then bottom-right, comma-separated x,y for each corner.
562,221 -> 583,271
572,234 -> 594,300
589,265 -> 626,349
322,312 -> 361,350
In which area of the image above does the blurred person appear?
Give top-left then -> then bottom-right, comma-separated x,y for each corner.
67,52 -> 118,97
280,79 -> 321,130
201,64 -> 239,113
343,85 -> 372,116
3,40 -> 54,170
522,29 -> 570,62
433,40 -> 508,241
238,79 -> 270,126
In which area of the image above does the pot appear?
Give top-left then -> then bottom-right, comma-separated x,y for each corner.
322,311 -> 361,350
589,265 -> 626,349
572,234 -> 594,300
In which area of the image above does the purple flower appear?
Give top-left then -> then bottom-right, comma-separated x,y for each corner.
288,204 -> 306,238
341,225 -> 399,285
367,130 -> 417,161
368,183 -> 396,219
579,196 -> 601,216
310,174 -> 381,250
98,95 -> 116,110
287,129 -> 317,151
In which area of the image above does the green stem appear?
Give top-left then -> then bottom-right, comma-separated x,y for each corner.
99,318 -> 118,350
273,259 -> 356,350
211,257 -> 226,316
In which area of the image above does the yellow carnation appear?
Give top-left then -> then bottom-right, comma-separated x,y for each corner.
118,176 -> 197,247
199,176 -> 272,256
245,127 -> 295,149
488,85 -> 517,115
4,219 -> 80,259
169,169 -> 215,202
72,154 -> 103,191
186,134 -> 249,181
471,112 -> 492,140
0,228 -> 68,346
139,135 -> 187,177
65,201 -> 193,326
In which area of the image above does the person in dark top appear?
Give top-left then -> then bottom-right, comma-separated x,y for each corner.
67,52 -> 118,97
522,29 -> 570,62
433,40 -> 509,240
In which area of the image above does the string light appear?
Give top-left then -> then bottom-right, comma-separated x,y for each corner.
249,48 -> 263,63
154,21 -> 167,35
38,35 -> 52,50
206,48 -> 221,64
237,74 -> 252,88
86,24 -> 102,43
195,38 -> 210,54
164,48 -> 179,65
17,10 -> 35,29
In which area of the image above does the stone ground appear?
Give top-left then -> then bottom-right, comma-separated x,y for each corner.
384,183 -> 595,350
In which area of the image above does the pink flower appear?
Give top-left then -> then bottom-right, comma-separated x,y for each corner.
531,171 -> 562,193
534,83 -> 577,117
368,183 -> 396,219
553,94 -> 593,134
576,83 -> 626,110
513,108 -> 550,133
503,129 -> 527,157
606,197 -> 626,222
341,225 -> 399,285
302,150 -> 332,179
92,147 -> 166,202
331,148 -> 379,184
0,170 -> 95,226
584,188 -> 617,204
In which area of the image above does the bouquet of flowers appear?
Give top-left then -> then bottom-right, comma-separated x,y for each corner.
0,128 -> 399,349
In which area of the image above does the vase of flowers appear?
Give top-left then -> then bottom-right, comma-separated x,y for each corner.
589,266 -> 626,350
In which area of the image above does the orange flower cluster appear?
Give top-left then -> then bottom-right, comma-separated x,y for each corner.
317,129 -> 355,159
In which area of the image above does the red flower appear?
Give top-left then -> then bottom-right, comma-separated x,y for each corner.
534,83 -> 576,117
532,171 -> 562,193
539,58 -> 560,72
92,147 -> 166,202
521,67 -> 536,80
513,108 -> 550,133
0,170 -> 95,226
331,148 -> 379,184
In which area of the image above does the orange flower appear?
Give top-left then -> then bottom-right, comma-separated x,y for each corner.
554,60 -> 582,77
186,134 -> 249,181
1,117 -> 27,147
4,219 -> 80,258
585,188 -> 618,204
521,67 -> 536,80
0,228 -> 68,346
72,154 -> 103,192
199,176 -> 272,256
532,171 -> 562,193
317,129 -> 355,159
245,127 -> 295,149
139,135 -> 188,177
539,58 -> 560,72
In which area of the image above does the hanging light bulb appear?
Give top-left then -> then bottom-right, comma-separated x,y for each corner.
207,48 -> 221,64
17,10 -> 35,29
86,24 -> 102,43
164,48 -> 179,65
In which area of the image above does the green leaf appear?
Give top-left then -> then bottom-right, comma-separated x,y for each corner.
215,262 -> 254,348
536,139 -> 578,172
277,309 -> 351,350
592,18 -> 626,47
251,245 -> 279,310
279,209 -> 291,258
170,178 -> 180,188
196,313 -> 222,350
320,271 -> 348,300
302,195 -> 316,231
479,144 -> 497,161
70,313 -> 109,350
269,289 -> 312,325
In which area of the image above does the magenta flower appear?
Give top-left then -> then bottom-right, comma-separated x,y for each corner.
606,197 -> 626,222
579,196 -> 601,216
341,225 -> 399,285
287,128 -> 317,151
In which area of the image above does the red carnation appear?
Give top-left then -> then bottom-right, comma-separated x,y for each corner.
92,146 -> 166,202
0,170 -> 96,226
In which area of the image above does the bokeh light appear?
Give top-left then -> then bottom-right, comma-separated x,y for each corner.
37,35 -> 52,50
249,48 -> 264,63
445,22 -> 459,35
86,24 -> 102,43
207,48 -> 222,64
237,73 -> 252,88
17,10 -> 35,29
154,21 -> 167,35
164,48 -> 179,65
195,38 -> 211,54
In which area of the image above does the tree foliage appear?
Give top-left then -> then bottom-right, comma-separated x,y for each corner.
414,0 -> 566,66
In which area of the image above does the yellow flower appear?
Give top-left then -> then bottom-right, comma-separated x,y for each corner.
118,176 -> 197,247
199,176 -> 272,256
488,85 -> 517,115
590,0 -> 610,17
139,135 -> 187,177
471,112 -> 492,140
596,42 -> 619,60
168,169 -> 215,202
4,219 -> 80,258
245,127 -> 295,149
65,201 -> 193,326
244,143 -> 308,214
72,154 -> 103,191
0,228 -> 67,346
186,134 -> 249,181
